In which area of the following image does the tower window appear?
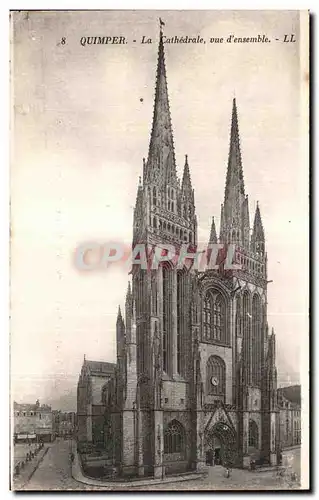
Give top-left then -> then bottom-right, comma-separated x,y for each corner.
252,295 -> 261,386
162,267 -> 170,374
153,187 -> 157,206
203,290 -> 227,344
177,271 -> 184,375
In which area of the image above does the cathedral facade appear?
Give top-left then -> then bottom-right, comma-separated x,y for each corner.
101,28 -> 279,478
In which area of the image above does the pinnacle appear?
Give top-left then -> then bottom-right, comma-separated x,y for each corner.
117,305 -> 122,319
209,216 -> 217,244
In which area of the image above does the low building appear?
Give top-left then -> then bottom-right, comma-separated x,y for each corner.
77,357 -> 116,448
277,385 -> 301,449
13,400 -> 54,442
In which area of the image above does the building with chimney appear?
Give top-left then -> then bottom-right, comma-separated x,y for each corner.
84,26 -> 280,478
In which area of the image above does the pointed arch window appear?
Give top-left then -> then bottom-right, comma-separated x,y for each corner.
252,295 -> 261,386
164,420 -> 185,454
206,355 -> 226,399
203,290 -> 227,343
177,271 -> 185,376
152,186 -> 157,206
248,420 -> 259,448
162,267 -> 171,374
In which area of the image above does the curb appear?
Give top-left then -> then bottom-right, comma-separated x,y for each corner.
71,449 -> 205,488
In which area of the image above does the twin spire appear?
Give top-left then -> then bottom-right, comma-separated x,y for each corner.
217,97 -> 265,252
143,23 -> 265,253
146,27 -> 178,187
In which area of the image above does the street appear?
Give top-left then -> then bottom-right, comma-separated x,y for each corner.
19,439 -> 89,491
18,439 -> 301,491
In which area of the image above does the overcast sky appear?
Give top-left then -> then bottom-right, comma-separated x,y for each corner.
11,10 -> 307,409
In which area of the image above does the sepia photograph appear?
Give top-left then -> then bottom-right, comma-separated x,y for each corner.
10,9 -> 309,491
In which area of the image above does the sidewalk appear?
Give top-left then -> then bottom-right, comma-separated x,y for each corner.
13,446 -> 50,490
71,447 -> 205,489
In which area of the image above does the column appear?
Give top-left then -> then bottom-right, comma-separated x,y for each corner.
269,412 -> 277,465
154,411 -> 164,478
196,412 -> 206,472
137,408 -> 144,477
242,411 -> 250,468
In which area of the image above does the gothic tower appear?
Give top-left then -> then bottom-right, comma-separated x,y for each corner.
106,25 -> 278,478
130,27 -> 198,478
200,96 -> 277,467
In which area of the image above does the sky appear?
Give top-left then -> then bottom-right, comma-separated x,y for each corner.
11,10 -> 308,410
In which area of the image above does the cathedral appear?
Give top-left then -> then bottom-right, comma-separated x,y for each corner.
98,28 -> 279,478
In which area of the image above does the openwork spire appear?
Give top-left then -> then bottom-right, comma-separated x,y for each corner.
220,98 -> 247,246
146,27 -> 177,187
224,98 -> 245,204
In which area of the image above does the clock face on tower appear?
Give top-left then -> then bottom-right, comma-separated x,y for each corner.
211,376 -> 219,387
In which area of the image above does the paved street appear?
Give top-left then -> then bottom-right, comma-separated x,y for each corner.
282,447 -> 301,479
21,439 -> 88,491
19,438 -> 301,491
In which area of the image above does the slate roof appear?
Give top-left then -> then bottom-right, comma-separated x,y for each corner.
278,385 -> 301,406
86,360 -> 116,376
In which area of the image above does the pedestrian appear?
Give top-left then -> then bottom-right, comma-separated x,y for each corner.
224,463 -> 231,478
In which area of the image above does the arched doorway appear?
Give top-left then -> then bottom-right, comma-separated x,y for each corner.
205,422 -> 237,467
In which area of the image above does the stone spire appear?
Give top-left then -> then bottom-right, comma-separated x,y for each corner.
209,216 -> 217,244
251,202 -> 265,255
145,27 -> 178,187
220,98 -> 246,245
224,97 -> 245,203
